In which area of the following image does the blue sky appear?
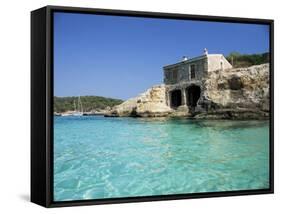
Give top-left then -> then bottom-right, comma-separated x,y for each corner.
54,12 -> 269,99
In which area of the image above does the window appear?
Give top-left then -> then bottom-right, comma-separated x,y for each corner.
172,69 -> 178,81
165,69 -> 178,83
165,71 -> 171,81
190,64 -> 196,79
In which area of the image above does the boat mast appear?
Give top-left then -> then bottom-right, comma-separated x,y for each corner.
73,100 -> 76,112
78,96 -> 83,113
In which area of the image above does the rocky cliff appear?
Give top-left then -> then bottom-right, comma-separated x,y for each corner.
106,63 -> 270,119
106,85 -> 172,117
197,63 -> 270,119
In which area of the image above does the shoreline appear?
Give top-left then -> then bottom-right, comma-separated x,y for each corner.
54,114 -> 270,121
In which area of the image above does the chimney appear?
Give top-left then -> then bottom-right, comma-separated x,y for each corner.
204,48 -> 208,55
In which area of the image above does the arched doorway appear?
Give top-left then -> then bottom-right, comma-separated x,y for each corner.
170,90 -> 182,108
186,85 -> 201,107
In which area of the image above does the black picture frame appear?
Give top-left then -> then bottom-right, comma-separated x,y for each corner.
31,5 -> 274,208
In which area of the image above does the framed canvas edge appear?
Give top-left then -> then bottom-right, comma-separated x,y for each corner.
31,7 -> 48,207
47,189 -> 273,208
31,5 -> 274,208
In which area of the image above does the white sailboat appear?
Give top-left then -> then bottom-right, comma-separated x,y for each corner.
73,96 -> 83,116
61,96 -> 83,116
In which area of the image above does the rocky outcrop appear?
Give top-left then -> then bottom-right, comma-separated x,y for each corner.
197,63 -> 270,119
106,63 -> 270,119
105,85 -> 172,117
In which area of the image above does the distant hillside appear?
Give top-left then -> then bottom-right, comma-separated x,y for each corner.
226,52 -> 269,68
54,96 -> 123,113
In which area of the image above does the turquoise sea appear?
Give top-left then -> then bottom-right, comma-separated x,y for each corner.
54,116 -> 269,201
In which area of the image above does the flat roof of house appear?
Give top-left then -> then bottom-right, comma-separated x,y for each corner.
163,54 -> 223,69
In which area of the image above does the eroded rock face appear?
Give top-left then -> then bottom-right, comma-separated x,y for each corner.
106,85 -> 172,117
198,63 -> 270,118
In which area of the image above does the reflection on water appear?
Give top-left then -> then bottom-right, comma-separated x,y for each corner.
54,116 -> 269,201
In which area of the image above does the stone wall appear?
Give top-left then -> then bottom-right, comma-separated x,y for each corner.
163,54 -> 232,85
207,54 -> 233,72
163,56 -> 207,84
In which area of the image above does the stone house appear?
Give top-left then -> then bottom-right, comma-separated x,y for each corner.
163,50 -> 232,111
109,50 -> 269,119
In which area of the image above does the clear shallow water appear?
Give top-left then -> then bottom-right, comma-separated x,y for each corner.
54,116 -> 269,201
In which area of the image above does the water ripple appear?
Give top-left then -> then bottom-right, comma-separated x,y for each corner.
54,116 -> 269,201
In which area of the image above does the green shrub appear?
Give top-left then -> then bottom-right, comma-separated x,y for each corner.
226,52 -> 269,68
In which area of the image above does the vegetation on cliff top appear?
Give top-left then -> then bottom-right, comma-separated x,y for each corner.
54,96 -> 123,113
226,52 -> 269,68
